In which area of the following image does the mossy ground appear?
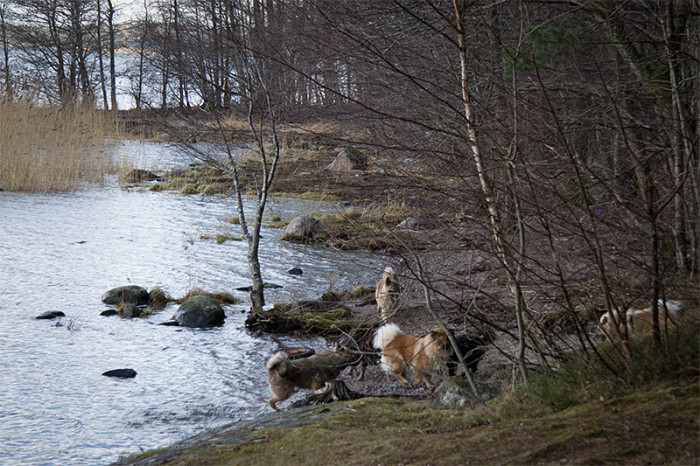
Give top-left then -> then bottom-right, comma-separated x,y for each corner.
123,385 -> 699,465
245,298 -> 357,336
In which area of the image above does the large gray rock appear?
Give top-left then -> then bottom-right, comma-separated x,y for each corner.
102,286 -> 150,306
173,295 -> 225,328
325,147 -> 368,172
281,216 -> 323,242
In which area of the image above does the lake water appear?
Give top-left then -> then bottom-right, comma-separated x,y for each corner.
0,141 -> 385,464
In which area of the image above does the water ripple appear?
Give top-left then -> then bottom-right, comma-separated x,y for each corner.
0,144 -> 385,464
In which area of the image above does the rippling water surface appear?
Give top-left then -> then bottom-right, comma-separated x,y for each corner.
0,141 -> 384,465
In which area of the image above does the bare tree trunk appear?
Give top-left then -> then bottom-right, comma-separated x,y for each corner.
96,0 -> 108,109
106,0 -> 117,110
0,2 -> 11,103
453,0 -> 528,385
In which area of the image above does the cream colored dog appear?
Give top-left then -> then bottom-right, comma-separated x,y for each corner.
598,299 -> 682,343
376,266 -> 400,320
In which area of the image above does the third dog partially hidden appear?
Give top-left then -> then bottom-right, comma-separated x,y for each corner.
266,349 -> 358,411
373,323 -> 449,388
447,330 -> 494,376
598,299 -> 683,343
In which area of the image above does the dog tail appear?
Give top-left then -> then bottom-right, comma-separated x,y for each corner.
266,351 -> 289,376
373,322 -> 403,350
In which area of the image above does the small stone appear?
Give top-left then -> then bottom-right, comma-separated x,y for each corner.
36,311 -> 66,320
100,309 -> 119,317
288,267 -> 303,276
102,368 -> 137,378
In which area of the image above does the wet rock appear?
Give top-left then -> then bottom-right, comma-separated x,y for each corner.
103,368 -> 137,378
288,267 -> 303,276
100,309 -> 119,317
173,295 -> 225,328
158,320 -> 180,326
102,285 -> 150,307
113,404 -> 346,465
281,216 -> 323,242
120,303 -> 148,318
36,311 -> 66,320
325,147 -> 368,172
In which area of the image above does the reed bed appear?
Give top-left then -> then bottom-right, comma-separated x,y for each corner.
0,102 -> 122,192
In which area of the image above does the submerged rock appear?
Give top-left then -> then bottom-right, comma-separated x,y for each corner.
35,311 -> 66,320
287,267 -> 303,276
102,368 -> 137,378
173,295 -> 225,328
102,285 -> 150,307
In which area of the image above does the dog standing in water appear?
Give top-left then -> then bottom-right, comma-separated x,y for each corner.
376,266 -> 400,321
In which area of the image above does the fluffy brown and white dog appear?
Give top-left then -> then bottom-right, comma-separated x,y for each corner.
266,349 -> 358,411
376,266 -> 401,321
598,299 -> 683,343
372,323 -> 449,388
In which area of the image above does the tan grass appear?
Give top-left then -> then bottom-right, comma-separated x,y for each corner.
0,102 -> 122,192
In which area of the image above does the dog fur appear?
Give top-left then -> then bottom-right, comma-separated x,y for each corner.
446,330 -> 494,376
266,349 -> 358,411
372,323 -> 449,388
598,299 -> 683,343
376,266 -> 401,320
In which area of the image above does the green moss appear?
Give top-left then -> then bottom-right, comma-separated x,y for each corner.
180,184 -> 197,195
148,183 -> 163,191
351,285 -> 375,299
175,287 -> 239,305
245,298 -> 357,336
147,286 -> 173,311
165,177 -> 189,190
201,184 -> 223,196
216,234 -> 243,243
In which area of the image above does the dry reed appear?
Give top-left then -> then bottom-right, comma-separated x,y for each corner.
0,102 -> 122,192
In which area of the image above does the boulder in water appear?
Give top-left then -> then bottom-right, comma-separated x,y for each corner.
101,285 -> 150,306
281,216 -> 323,242
173,295 -> 225,328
